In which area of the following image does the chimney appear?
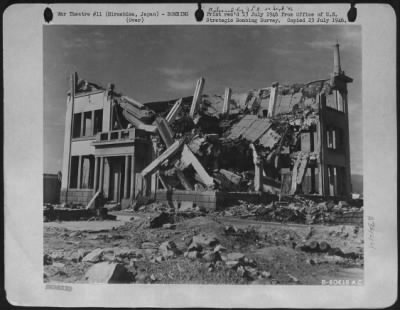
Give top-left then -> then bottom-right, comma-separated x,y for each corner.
333,43 -> 341,75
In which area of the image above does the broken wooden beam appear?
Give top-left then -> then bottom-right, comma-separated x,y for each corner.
189,77 -> 205,118
222,87 -> 232,116
166,98 -> 183,124
141,139 -> 184,177
155,117 -> 174,147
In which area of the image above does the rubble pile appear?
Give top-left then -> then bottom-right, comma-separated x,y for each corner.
218,197 -> 363,225
109,78 -> 336,196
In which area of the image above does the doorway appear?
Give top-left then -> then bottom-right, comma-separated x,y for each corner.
107,157 -> 125,203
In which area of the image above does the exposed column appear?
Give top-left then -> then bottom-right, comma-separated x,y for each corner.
99,157 -> 104,193
268,82 -> 279,118
80,112 -> 84,137
93,157 -> 99,193
130,153 -> 135,199
250,144 -> 263,192
77,156 -> 82,189
91,110 -> 95,136
166,98 -> 182,124
189,77 -> 205,118
124,155 -> 129,198
222,87 -> 232,116
61,73 -> 77,198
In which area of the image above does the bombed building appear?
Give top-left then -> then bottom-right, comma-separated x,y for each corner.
59,44 -> 353,209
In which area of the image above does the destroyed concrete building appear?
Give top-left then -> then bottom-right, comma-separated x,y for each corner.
60,44 -> 353,209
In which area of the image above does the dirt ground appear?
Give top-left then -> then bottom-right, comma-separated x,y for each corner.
44,208 -> 363,285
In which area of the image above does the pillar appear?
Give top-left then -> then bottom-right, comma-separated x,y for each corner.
99,157 -> 104,193
124,155 -> 129,198
61,73 -> 76,196
222,87 -> 232,116
189,77 -> 205,118
268,82 -> 279,118
130,154 -> 135,199
77,156 -> 82,189
254,159 -> 263,192
91,110 -> 95,136
93,157 -> 99,193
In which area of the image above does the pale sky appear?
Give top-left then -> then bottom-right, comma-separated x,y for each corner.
44,25 -> 362,175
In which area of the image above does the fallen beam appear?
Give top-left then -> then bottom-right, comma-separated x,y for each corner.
155,117 -> 174,147
181,144 -> 214,187
122,109 -> 157,133
166,98 -> 183,124
141,139 -> 184,177
86,190 -> 101,210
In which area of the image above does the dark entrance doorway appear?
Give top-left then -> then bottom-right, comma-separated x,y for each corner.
107,157 -> 125,203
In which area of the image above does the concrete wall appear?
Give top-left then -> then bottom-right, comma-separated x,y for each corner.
73,91 -> 105,114
60,189 -> 93,205
155,190 -> 276,211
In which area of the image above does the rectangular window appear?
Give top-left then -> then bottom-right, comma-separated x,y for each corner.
72,113 -> 82,138
336,90 -> 344,112
327,127 -> 337,150
93,109 -> 103,135
326,90 -> 344,112
83,111 -> 93,136
69,156 -> 79,188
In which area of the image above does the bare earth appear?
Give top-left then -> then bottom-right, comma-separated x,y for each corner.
44,208 -> 363,285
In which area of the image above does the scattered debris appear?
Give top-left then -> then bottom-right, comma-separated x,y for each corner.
84,262 -> 135,283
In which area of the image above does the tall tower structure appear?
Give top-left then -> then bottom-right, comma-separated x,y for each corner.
318,43 -> 353,198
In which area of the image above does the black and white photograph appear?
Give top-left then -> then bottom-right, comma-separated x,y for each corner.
3,3 -> 397,308
43,25 -> 363,285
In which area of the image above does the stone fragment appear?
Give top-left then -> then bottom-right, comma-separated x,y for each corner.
225,260 -> 239,269
82,248 -> 104,263
162,223 -> 176,229
68,249 -> 86,262
191,233 -> 219,248
53,262 -> 65,268
50,250 -> 64,261
84,262 -> 134,283
202,251 -> 220,262
186,250 -> 200,260
150,212 -> 172,228
226,252 -> 245,262
159,241 -> 180,259
288,273 -> 299,283
213,244 -> 227,253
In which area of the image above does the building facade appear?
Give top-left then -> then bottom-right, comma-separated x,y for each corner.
59,44 -> 353,206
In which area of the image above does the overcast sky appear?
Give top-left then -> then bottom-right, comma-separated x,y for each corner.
44,25 -> 362,175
